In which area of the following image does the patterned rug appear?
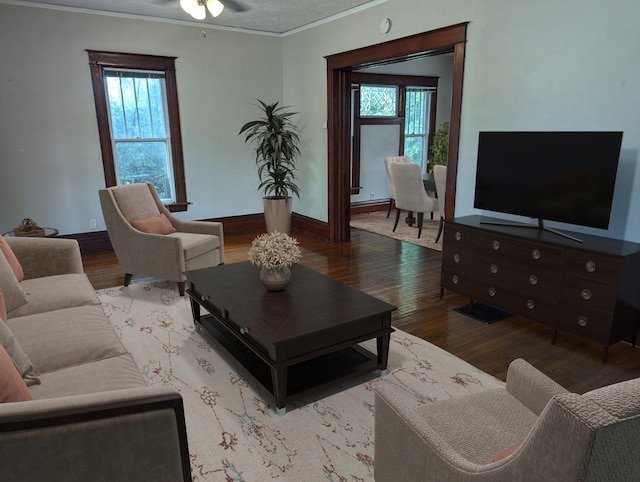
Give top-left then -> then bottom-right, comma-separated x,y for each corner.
350,212 -> 443,251
97,280 -> 502,481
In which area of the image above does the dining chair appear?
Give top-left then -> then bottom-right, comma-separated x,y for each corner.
433,165 -> 447,242
389,162 -> 436,239
383,156 -> 411,218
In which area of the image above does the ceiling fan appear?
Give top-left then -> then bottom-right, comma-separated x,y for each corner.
179,0 -> 248,20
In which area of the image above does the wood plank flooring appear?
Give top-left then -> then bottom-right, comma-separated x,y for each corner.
83,227 -> 640,393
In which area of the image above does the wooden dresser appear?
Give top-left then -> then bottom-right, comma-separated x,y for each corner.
441,215 -> 640,361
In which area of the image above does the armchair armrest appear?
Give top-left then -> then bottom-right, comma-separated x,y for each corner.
0,387 -> 191,481
169,217 -> 225,264
505,358 -> 568,416
5,237 -> 84,280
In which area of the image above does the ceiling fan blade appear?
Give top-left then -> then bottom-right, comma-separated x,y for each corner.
224,0 -> 249,13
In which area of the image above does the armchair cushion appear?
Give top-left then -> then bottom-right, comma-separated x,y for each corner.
0,345 -> 33,402
0,236 -> 24,281
0,289 -> 6,322
0,253 -> 29,313
131,213 -> 177,235
0,320 -> 39,387
168,232 -> 220,260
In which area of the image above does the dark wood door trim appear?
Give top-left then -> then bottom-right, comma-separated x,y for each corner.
326,23 -> 468,241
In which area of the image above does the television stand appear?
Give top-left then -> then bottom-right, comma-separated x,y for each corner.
480,218 -> 583,243
441,215 -> 640,362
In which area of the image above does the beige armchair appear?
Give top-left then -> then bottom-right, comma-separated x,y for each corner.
99,183 -> 224,295
375,358 -> 640,481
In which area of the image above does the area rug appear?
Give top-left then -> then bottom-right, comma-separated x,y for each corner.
97,281 -> 503,481
350,212 -> 442,251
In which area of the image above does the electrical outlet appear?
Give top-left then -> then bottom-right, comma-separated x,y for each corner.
89,218 -> 97,230
370,192 -> 375,200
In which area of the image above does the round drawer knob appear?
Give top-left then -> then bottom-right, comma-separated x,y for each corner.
581,289 -> 592,300
453,253 -> 460,263
585,261 -> 596,273
577,316 -> 588,327
490,264 -> 498,274
201,294 -> 209,302
455,231 -> 462,241
532,249 -> 541,260
526,299 -> 535,310
492,240 -> 500,250
488,287 -> 496,297
529,275 -> 538,285
452,275 -> 459,284
239,326 -> 250,335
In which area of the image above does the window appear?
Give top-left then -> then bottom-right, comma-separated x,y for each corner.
359,85 -> 398,117
404,88 -> 434,172
88,51 -> 188,211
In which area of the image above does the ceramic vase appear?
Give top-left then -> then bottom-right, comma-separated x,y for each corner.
259,266 -> 292,291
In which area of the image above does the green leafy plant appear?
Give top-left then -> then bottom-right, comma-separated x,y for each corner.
429,121 -> 450,171
239,100 -> 301,199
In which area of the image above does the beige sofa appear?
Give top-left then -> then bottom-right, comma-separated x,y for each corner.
0,236 -> 191,481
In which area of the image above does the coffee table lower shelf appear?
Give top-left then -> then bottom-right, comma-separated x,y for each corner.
196,314 -> 382,413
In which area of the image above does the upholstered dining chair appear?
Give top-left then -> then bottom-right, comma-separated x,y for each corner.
99,183 -> 224,296
383,156 -> 411,218
374,358 -> 640,481
389,162 -> 436,239
433,164 -> 447,243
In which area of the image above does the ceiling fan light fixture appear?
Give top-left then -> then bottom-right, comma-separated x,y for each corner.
207,0 -> 224,17
180,0 -> 206,20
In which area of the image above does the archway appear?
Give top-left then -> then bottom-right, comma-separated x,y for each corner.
326,23 -> 468,241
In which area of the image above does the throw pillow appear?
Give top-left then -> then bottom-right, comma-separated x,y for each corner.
0,235 -> 25,281
0,344 -> 33,402
0,320 -> 40,387
0,288 -> 7,322
0,251 -> 29,313
491,442 -> 522,462
131,213 -> 177,235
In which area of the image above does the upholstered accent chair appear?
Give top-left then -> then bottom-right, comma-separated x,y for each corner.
383,156 -> 411,218
433,164 -> 447,243
99,183 -> 224,295
389,162 -> 436,239
374,358 -> 640,481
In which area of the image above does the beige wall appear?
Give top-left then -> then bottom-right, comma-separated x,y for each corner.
0,4 -> 282,234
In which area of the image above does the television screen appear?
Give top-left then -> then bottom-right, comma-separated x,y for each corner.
474,131 -> 623,229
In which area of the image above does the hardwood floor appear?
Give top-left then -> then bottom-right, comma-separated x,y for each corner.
83,228 -> 640,393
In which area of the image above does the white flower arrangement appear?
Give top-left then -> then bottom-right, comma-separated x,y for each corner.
248,231 -> 301,270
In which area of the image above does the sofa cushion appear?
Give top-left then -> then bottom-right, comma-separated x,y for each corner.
7,273 -> 100,319
0,344 -> 33,402
0,252 -> 29,313
29,353 -> 147,399
168,232 -> 220,260
8,305 -> 128,374
131,213 -> 177,235
0,235 -> 24,281
0,319 -> 39,387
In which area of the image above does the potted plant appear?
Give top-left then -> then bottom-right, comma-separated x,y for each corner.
239,100 -> 301,234
248,231 -> 302,291
429,121 -> 449,172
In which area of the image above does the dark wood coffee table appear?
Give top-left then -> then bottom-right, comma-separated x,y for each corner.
185,262 -> 396,414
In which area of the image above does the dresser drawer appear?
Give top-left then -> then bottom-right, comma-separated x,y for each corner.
441,268 -> 474,295
472,282 -> 556,325
557,307 -> 614,344
443,224 -> 475,247
474,232 -> 564,275
475,252 -> 563,292
560,277 -> 618,313
563,251 -> 622,285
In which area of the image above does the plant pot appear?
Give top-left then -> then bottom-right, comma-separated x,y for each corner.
263,197 -> 292,234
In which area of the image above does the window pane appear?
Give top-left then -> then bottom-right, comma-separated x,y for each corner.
360,86 -> 397,117
405,90 -> 427,135
404,137 -> 425,170
114,141 -> 174,202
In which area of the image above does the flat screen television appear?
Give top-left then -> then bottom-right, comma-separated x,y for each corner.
474,131 -> 623,239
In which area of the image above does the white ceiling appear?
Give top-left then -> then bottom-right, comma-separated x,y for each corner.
10,0 -> 386,34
